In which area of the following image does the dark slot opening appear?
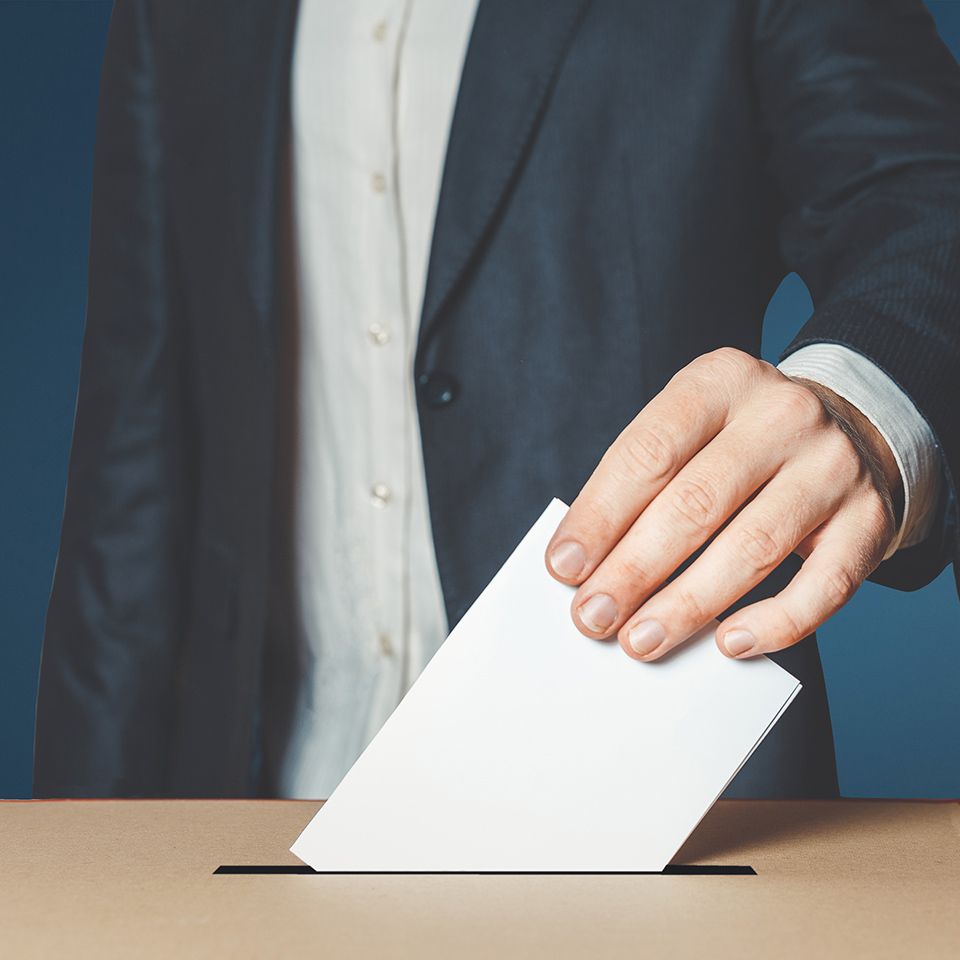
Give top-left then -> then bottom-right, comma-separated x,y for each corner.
214,864 -> 756,876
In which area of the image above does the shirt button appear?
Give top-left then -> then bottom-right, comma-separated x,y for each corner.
372,172 -> 387,194
378,633 -> 393,656
373,20 -> 388,42
370,482 -> 392,508
367,322 -> 391,346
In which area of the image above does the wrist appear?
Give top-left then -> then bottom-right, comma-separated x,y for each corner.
788,376 -> 904,530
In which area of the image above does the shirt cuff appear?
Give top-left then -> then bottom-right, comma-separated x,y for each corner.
778,343 -> 941,559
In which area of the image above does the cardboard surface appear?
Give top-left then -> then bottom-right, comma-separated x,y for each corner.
2,799 -> 959,959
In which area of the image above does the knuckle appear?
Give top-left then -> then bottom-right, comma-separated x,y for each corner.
732,522 -> 784,573
701,346 -> 752,373
769,382 -> 828,430
667,477 -> 721,532
616,426 -> 679,484
773,606 -> 808,647
575,488 -> 624,540
671,585 -> 710,626
688,347 -> 756,390
842,495 -> 895,569
822,432 -> 861,476
614,551 -> 654,592
861,490 -> 894,538
818,562 -> 859,610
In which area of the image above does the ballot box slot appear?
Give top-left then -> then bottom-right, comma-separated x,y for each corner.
214,864 -> 756,876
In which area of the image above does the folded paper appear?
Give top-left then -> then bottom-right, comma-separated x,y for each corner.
291,499 -> 801,872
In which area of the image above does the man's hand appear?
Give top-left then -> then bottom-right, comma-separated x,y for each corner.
544,348 -> 903,660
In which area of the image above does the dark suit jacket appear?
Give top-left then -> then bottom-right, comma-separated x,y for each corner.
34,0 -> 960,799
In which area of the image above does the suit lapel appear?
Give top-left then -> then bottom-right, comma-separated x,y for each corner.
418,0 -> 595,347
204,0 -> 593,351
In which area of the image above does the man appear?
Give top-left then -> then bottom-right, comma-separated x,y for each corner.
34,0 -> 960,799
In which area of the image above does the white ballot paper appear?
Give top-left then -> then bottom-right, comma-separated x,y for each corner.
291,499 -> 801,872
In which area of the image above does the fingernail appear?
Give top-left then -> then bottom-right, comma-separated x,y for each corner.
723,629 -> 756,658
628,619 -> 667,657
578,594 -> 618,634
549,541 -> 586,580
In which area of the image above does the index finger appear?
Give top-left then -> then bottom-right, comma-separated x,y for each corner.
545,350 -> 744,584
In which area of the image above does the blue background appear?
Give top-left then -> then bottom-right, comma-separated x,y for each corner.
1,1 -> 958,799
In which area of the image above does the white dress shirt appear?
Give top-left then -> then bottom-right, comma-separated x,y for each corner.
279,0 -> 478,799
279,0 -> 940,799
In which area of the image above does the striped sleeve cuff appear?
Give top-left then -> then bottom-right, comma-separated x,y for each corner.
778,343 -> 941,559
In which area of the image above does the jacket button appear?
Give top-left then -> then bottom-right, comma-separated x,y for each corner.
417,371 -> 460,408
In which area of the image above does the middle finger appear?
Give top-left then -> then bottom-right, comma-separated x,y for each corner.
569,420 -> 790,638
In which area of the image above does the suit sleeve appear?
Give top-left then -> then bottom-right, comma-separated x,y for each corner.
755,0 -> 960,589
33,0 -> 195,797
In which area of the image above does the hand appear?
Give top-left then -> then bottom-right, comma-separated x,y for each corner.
544,348 -> 902,660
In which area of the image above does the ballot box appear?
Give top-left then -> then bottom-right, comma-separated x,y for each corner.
2,798 -> 958,959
